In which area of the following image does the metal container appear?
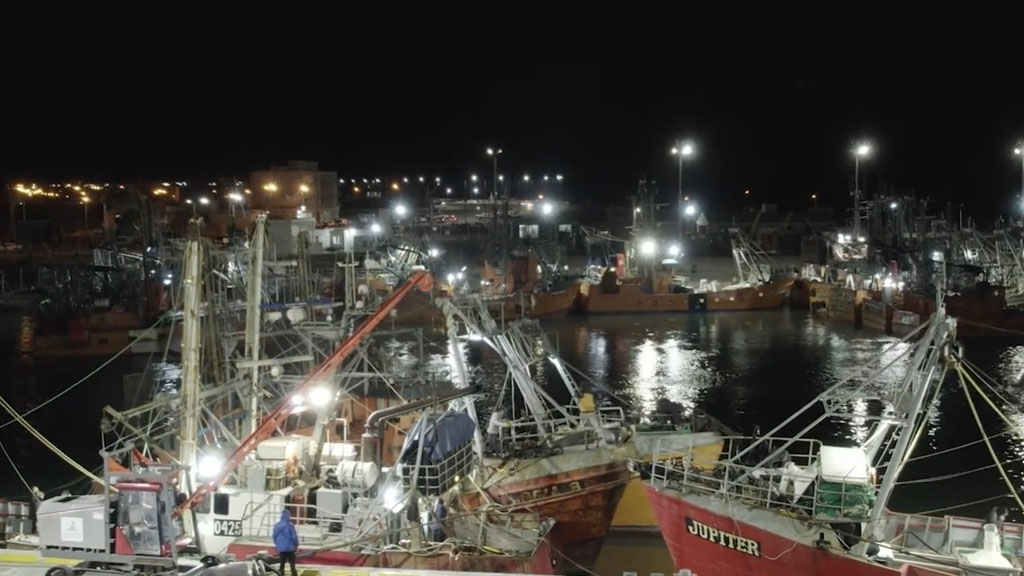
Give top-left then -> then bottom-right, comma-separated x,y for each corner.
37,494 -> 108,551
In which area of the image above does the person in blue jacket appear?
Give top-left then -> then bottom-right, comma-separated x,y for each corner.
272,509 -> 299,576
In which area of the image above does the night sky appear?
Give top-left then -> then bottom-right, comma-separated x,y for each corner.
4,57 -> 1022,223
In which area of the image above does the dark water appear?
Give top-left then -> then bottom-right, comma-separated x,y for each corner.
0,315 -> 155,499
488,310 -> 1024,522
2,308 -> 1024,525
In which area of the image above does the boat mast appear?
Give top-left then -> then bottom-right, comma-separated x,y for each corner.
244,213 -> 266,436
864,307 -> 955,546
442,306 -> 484,459
178,217 -> 204,542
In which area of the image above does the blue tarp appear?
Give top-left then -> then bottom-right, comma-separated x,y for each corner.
399,411 -> 476,465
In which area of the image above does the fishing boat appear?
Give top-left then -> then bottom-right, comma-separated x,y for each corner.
203,407 -> 557,574
437,297 -> 724,571
580,233 -> 793,315
641,294 -> 1024,576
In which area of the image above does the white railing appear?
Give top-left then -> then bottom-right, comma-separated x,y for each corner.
879,511 -> 1024,557
649,435 -> 875,523
399,439 -> 475,496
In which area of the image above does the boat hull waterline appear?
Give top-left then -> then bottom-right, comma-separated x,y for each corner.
646,485 -> 903,576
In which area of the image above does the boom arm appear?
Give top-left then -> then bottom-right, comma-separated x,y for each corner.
175,270 -> 432,515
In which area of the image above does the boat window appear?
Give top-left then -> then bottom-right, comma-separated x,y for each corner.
213,493 -> 229,515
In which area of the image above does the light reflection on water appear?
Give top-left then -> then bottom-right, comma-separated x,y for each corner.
433,310 -> 1024,520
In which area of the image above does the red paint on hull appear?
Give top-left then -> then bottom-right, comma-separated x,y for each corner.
375,538 -> 556,574
645,485 -> 898,576
462,460 -> 630,572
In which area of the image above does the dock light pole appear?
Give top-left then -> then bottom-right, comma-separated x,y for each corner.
1015,146 -> 1023,209
853,143 -> 871,238
487,148 -> 502,201
671,141 -> 695,236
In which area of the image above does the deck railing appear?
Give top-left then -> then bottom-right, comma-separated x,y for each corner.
649,435 -> 874,523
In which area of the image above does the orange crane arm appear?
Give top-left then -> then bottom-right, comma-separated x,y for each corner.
175,270 -> 432,516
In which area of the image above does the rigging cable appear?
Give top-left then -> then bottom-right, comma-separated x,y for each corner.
0,436 -> 33,496
956,363 -> 1024,513
0,393 -> 109,488
0,314 -> 166,430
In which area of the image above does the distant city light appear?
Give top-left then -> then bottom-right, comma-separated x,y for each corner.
668,244 -> 680,257
543,175 -> 550,182
152,188 -> 168,196
394,203 -> 408,217
684,204 -> 697,216
472,187 -> 479,194
370,223 -> 381,234
299,184 -> 310,193
640,239 -> 657,256
635,207 -> 642,213
228,192 -> 243,202
470,174 -> 478,182
403,177 -> 409,183
556,174 -> 564,181
542,202 -> 553,216
890,201 -> 898,209
445,187 -> 452,194
428,248 -> 439,258
198,197 -> 210,205
523,174 -> 530,182
263,182 -> 278,192
391,182 -> 400,191
856,143 -> 872,157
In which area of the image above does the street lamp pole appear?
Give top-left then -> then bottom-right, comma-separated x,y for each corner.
486,147 -> 503,253
853,143 -> 871,239
1015,146 -> 1023,209
671,141 -> 694,236
487,148 -> 502,201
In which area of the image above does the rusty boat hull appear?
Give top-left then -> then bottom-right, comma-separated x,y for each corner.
460,449 -> 631,572
581,279 -> 793,314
